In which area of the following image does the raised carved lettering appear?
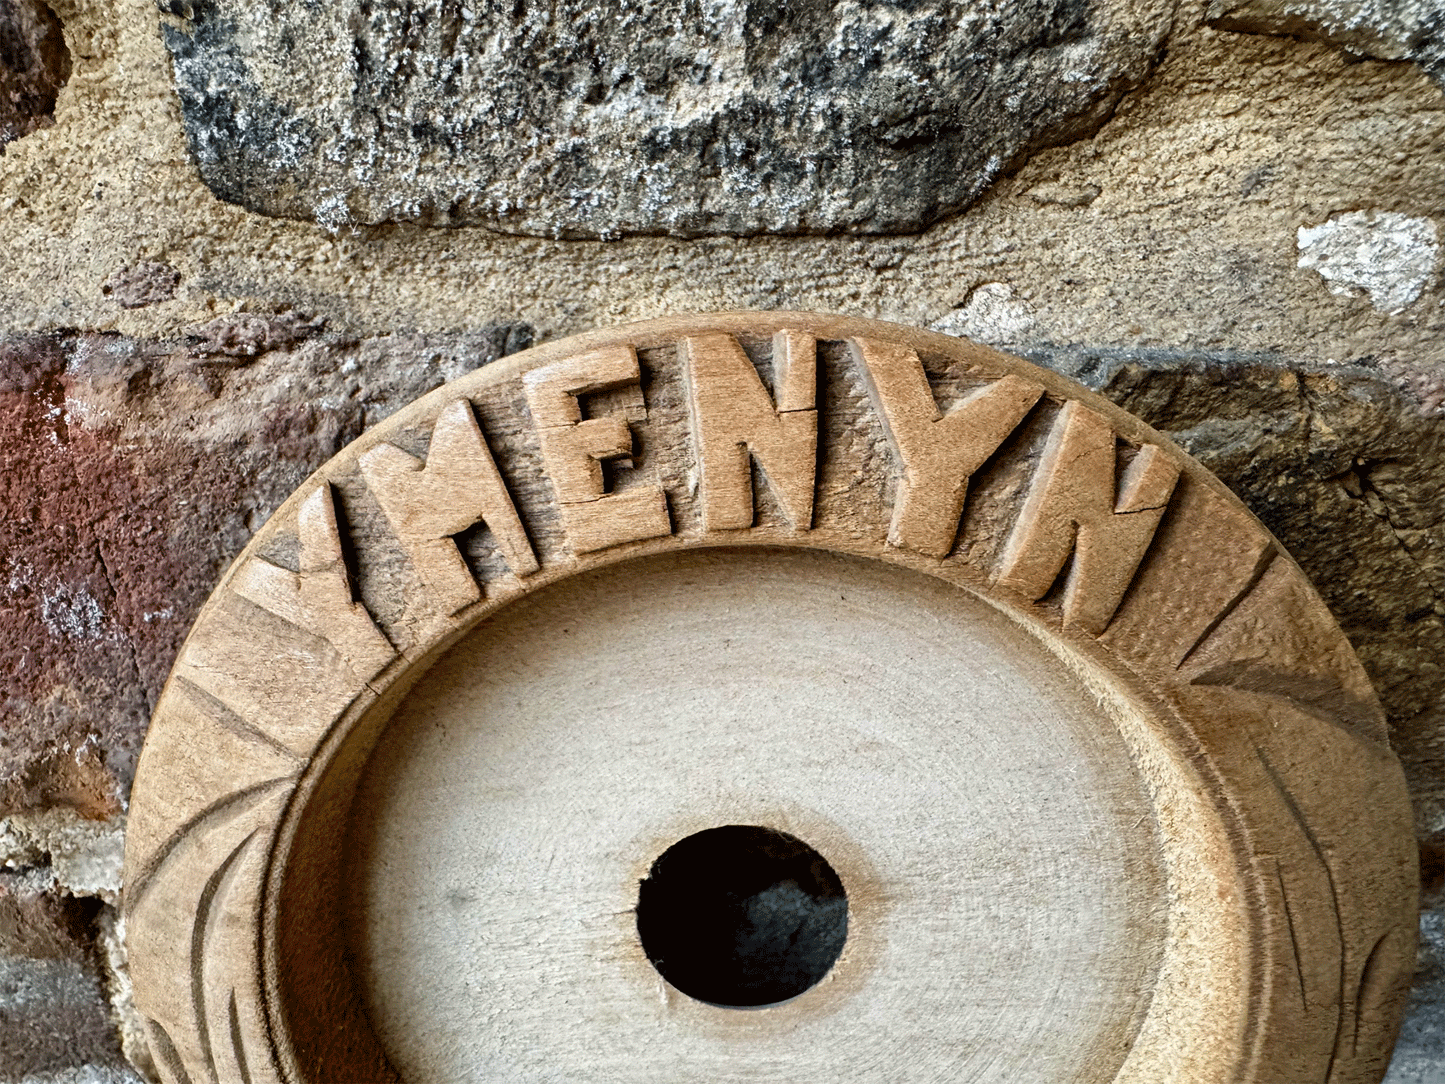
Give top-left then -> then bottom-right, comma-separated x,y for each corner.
232,485 -> 395,682
359,398 -> 538,614
683,330 -> 817,531
996,400 -> 1179,634
125,315 -> 1418,1084
851,337 -> 1043,557
523,346 -> 671,553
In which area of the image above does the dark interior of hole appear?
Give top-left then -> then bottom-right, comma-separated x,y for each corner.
635,824 -> 848,1007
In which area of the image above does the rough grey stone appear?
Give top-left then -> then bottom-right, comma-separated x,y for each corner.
1386,838 -> 1444,1084
18,1065 -> 146,1084
0,0 -> 70,149
1209,0 -> 1445,86
0,886 -> 128,1081
157,0 -> 1174,237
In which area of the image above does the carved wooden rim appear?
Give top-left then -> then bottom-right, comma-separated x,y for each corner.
123,313 -> 1416,1084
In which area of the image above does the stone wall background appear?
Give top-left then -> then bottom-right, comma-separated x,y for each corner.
0,0 -> 1442,1079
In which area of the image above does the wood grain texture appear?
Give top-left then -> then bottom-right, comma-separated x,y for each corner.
121,312 -> 1418,1084
349,548 -> 1167,1083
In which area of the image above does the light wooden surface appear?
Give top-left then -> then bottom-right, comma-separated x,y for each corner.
351,549 -> 1165,1082
122,312 -> 1418,1083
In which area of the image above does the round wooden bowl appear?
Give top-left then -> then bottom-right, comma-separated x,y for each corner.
122,313 -> 1417,1084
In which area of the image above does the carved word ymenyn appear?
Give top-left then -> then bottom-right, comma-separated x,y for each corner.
122,316 -> 1417,1084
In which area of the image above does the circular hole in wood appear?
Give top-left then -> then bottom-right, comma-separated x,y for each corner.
339,548 -> 1166,1082
635,824 -> 848,1007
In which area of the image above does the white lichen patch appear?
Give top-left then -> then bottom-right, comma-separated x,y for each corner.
39,584 -> 109,643
1297,210 -> 1440,315
97,909 -> 152,1080
0,809 -> 125,902
932,282 -> 1038,345
19,1064 -> 145,1084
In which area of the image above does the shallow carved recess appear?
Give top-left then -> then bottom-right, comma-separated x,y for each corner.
156,0 -> 1172,237
122,313 -> 1416,1083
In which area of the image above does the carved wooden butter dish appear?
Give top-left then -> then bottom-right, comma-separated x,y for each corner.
122,313 -> 1417,1083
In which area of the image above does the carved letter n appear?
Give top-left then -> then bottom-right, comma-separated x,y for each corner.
683,330 -> 817,531
996,400 -> 1179,635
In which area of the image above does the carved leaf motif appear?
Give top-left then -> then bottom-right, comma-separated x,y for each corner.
128,783 -> 290,1084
